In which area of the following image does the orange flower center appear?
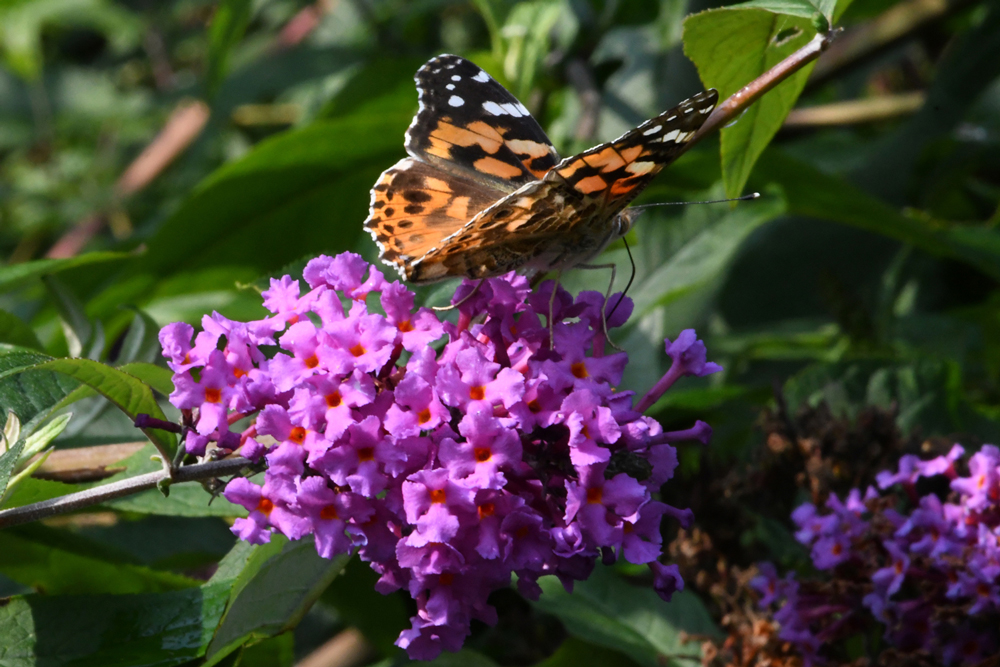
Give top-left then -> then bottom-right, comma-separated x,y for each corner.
349,343 -> 366,357
326,391 -> 342,408
304,354 -> 319,369
478,502 -> 495,519
256,498 -> 274,515
469,385 -> 485,400
320,505 -> 339,521
586,487 -> 603,504
398,320 -> 414,332
289,427 -> 306,444
474,447 -> 491,463
417,408 -> 432,425
527,399 -> 542,413
571,362 -> 588,379
429,488 -> 447,504
233,368 -> 247,379
357,447 -> 375,462
204,387 -> 223,403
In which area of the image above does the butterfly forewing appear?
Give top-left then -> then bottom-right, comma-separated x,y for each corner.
405,55 -> 560,189
551,89 -> 718,210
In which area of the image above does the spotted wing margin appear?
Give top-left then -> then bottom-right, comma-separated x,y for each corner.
404,54 -> 560,190
549,89 -> 719,211
364,158 -> 508,280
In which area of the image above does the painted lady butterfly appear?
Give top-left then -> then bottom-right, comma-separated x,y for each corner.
365,54 -> 717,284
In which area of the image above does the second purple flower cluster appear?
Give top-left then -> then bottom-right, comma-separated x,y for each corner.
753,444 -> 1000,665
159,252 -> 720,660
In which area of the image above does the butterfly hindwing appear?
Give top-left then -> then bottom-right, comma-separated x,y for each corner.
366,158 -> 507,278
405,55 -> 560,189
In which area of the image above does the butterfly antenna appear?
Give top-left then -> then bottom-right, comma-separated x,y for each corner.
606,237 -> 636,323
630,192 -> 760,210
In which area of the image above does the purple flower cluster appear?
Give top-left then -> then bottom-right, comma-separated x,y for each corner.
158,252 -> 720,660
752,444 -> 1000,665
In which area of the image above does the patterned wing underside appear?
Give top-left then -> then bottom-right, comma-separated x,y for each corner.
550,89 -> 719,209
364,158 -> 506,277
405,55 -> 560,190
406,90 -> 719,283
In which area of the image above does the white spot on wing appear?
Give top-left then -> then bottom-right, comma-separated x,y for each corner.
473,70 -> 490,82
661,129 -> 680,142
483,101 -> 504,115
449,95 -> 465,107
446,84 -> 455,90
642,125 -> 662,136
500,102 -> 523,117
451,75 -> 461,81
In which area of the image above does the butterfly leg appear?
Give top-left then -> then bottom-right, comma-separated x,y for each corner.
432,279 -> 485,312
548,271 -> 562,350
577,262 -> 623,351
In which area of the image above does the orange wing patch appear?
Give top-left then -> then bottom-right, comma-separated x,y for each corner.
365,158 -> 506,278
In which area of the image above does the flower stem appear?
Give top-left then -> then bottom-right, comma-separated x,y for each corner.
0,456 -> 252,529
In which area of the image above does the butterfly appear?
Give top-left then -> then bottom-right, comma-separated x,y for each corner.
364,54 -> 718,284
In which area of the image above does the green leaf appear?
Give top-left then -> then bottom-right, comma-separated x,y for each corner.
0,526 -> 200,595
203,538 -> 348,666
117,308 -> 164,365
532,567 -> 720,667
321,555 -> 410,655
0,346 -> 77,436
0,582 -> 231,667
421,650 -> 502,667
0,251 -> 132,295
236,633 -> 295,667
205,0 -> 253,99
732,0 -> 833,20
0,439 -> 26,499
684,8 -> 817,197
0,309 -> 43,351
754,149 -> 1000,282
12,359 -> 177,460
631,190 -> 786,317
535,638 -> 641,667
131,112 -> 412,282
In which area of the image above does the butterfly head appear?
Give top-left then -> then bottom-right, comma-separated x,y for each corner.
615,207 -> 644,238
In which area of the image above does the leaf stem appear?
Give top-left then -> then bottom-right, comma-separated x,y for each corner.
688,31 -> 838,148
0,456 -> 252,530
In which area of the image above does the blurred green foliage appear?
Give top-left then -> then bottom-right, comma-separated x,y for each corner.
0,0 -> 999,664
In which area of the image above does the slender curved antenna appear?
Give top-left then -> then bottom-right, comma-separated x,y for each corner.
606,237 -> 636,323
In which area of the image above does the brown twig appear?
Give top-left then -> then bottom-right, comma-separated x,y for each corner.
783,91 -> 925,127
688,31 -> 837,149
31,441 -> 146,483
294,628 -> 376,667
45,99 -> 211,259
0,456 -> 252,530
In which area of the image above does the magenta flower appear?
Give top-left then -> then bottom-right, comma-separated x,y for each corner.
160,252 -> 717,661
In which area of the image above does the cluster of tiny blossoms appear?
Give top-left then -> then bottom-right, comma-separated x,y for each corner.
159,252 -> 720,660
752,444 -> 1000,665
